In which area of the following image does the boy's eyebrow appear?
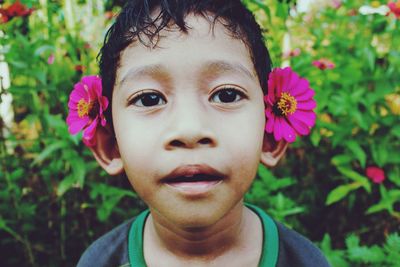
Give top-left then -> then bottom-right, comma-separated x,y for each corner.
201,60 -> 256,80
119,64 -> 170,87
118,60 -> 256,87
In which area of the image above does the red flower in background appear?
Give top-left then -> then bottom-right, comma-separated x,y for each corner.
74,65 -> 86,72
264,67 -> 317,143
66,76 -> 108,147
313,59 -> 335,70
0,9 -> 9,23
0,1 -> 34,23
388,1 -> 400,18
366,166 -> 386,184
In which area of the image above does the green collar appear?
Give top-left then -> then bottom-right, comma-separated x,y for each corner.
128,204 -> 279,266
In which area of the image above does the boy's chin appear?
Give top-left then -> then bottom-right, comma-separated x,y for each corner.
150,198 -> 243,230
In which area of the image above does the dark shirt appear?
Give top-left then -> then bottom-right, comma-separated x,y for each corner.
77,205 -> 331,267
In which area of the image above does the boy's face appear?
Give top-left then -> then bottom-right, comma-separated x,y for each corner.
112,14 -> 266,227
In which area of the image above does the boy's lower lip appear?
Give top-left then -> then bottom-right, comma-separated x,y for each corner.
165,180 -> 222,195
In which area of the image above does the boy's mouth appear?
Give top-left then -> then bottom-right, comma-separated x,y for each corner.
162,164 -> 226,195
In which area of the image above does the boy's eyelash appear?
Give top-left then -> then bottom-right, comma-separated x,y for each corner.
209,86 -> 248,100
126,87 -> 247,106
126,90 -> 166,106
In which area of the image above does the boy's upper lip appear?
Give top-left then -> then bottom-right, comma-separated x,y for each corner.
161,164 -> 227,182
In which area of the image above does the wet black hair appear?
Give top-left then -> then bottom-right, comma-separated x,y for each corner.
98,0 -> 272,125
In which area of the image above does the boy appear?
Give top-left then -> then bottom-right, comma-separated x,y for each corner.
76,0 -> 330,266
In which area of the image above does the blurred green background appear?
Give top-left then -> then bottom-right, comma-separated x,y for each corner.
0,0 -> 399,266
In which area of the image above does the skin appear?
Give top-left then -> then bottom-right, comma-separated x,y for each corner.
92,13 -> 287,267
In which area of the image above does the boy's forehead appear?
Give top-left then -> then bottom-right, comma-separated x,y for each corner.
116,14 -> 257,84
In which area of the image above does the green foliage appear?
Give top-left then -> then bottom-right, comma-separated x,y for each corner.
246,165 -> 305,224
321,233 -> 400,267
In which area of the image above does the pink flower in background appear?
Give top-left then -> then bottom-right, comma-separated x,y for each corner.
388,1 -> 400,18
264,67 -> 317,143
283,48 -> 301,59
331,0 -> 342,9
366,166 -> 385,184
66,76 -> 108,147
47,54 -> 55,65
312,59 -> 335,70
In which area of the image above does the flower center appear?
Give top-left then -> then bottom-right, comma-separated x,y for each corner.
275,92 -> 297,116
77,99 -> 93,118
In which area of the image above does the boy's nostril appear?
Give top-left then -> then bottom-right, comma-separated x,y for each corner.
170,140 -> 185,147
199,138 -> 212,145
168,138 -> 213,148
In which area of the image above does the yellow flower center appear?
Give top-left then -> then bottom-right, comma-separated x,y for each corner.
277,92 -> 297,115
77,98 -> 93,118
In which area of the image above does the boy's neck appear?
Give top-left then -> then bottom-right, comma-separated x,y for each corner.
144,201 -> 262,265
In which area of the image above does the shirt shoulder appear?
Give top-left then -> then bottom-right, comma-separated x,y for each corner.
76,218 -> 134,267
276,222 -> 331,267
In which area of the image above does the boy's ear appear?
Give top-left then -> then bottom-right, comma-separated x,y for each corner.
260,133 -> 288,167
88,126 -> 124,175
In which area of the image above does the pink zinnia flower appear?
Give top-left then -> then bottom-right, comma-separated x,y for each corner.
264,67 -> 317,143
283,48 -> 301,59
312,59 -> 335,70
388,1 -> 400,18
366,166 -> 385,184
66,76 -> 108,147
331,0 -> 342,9
47,54 -> 55,65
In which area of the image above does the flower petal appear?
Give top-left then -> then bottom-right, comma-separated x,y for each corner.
291,77 -> 310,97
67,115 -> 90,134
295,89 -> 315,101
291,110 -> 316,127
274,117 -> 283,141
297,99 -> 317,110
265,114 -> 275,133
83,119 -> 98,143
285,68 -> 301,93
265,106 -> 273,118
68,83 -> 89,109
287,115 -> 310,136
281,118 -> 297,143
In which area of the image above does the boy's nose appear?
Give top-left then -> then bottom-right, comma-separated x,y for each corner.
163,99 -> 218,150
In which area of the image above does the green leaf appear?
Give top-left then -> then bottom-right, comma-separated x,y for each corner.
337,166 -> 371,193
34,45 -> 55,57
275,2 -> 288,20
364,46 -> 375,72
310,130 -> 321,146
31,141 -> 69,166
57,175 -> 76,197
352,109 -> 369,130
346,141 -> 366,168
345,234 -> 360,248
391,125 -> 400,138
366,202 -> 387,214
71,158 -> 86,187
0,217 -> 19,239
8,60 -> 28,69
331,154 -> 353,166
326,182 -> 362,205
9,169 -> 24,181
371,142 -> 389,167
388,167 -> 400,187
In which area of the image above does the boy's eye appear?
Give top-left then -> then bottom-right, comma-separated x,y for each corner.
210,88 -> 246,103
128,91 -> 167,107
